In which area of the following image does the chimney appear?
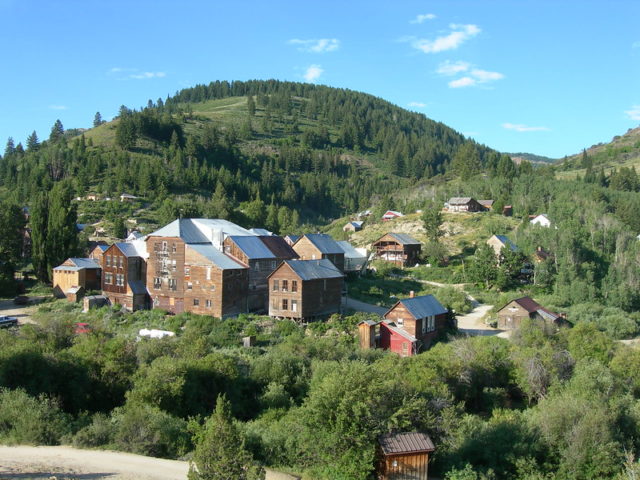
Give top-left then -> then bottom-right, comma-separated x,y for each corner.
409,291 -> 415,298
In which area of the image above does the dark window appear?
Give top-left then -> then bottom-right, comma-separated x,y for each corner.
153,277 -> 161,289
282,280 -> 288,292
193,298 -> 200,306
282,299 -> 288,310
292,280 -> 298,292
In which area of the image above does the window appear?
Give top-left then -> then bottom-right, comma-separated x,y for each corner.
153,277 -> 161,289
116,274 -> 124,287
106,255 -> 111,267
282,280 -> 288,292
291,280 -> 298,292
187,282 -> 193,290
193,298 -> 200,306
282,299 -> 288,310
291,300 -> 298,312
168,278 -> 177,291
422,318 -> 427,334
154,242 -> 160,252
153,297 -> 160,307
172,243 -> 177,253
397,317 -> 404,326
185,267 -> 190,276
428,315 -> 435,332
273,280 -> 279,291
323,279 -> 327,290
272,298 -> 279,310
118,256 -> 124,268
205,299 -> 212,308
105,273 -> 113,285
162,241 -> 167,251
171,259 -> 177,271
271,261 -> 277,270
206,267 -> 211,280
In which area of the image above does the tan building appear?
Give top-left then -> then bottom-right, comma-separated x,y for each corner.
496,296 -> 564,330
268,259 -> 343,321
52,258 -> 101,300
486,234 -> 517,257
377,432 -> 435,480
292,233 -> 345,273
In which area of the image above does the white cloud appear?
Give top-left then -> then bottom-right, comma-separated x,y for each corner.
449,77 -> 476,88
303,64 -> 324,83
437,60 -> 471,76
410,13 -> 436,24
48,105 -> 68,110
412,23 -> 480,53
502,123 -> 550,132
289,38 -> 340,53
470,69 -> 504,82
625,105 -> 640,121
408,102 -> 427,108
129,71 -> 166,80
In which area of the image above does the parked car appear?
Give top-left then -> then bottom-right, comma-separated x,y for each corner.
0,316 -> 18,328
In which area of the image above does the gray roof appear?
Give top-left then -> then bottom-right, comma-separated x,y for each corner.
129,280 -> 147,295
249,228 -> 273,236
282,259 -> 344,281
148,218 -> 254,244
391,294 -> 447,319
228,235 -> 276,259
382,321 -> 418,342
388,233 -> 421,245
299,233 -> 343,255
358,319 -> 380,326
54,258 -> 101,271
187,244 -> 247,270
493,235 -> 518,251
448,197 -> 475,205
379,432 -> 435,455
115,242 -> 144,258
336,241 -> 367,259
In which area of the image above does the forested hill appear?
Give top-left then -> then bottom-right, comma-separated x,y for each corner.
0,79 -> 507,230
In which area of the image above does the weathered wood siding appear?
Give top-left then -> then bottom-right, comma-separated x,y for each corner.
146,237 -> 186,314
380,452 -> 430,480
292,237 -> 345,273
383,304 -> 448,352
497,301 -> 531,329
358,323 -> 376,349
373,234 -> 421,267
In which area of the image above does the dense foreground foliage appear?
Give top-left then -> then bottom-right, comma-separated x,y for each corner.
1,301 -> 640,479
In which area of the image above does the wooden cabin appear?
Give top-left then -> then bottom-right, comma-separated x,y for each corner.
378,432 -> 435,480
343,221 -> 363,232
358,319 -> 379,349
292,233 -> 345,273
88,244 -> 108,264
478,199 -> 494,211
496,296 -> 564,330
486,234 -> 517,257
372,233 -> 421,267
268,259 -> 343,321
446,197 -> 484,212
101,242 -> 148,311
52,258 -> 101,299
381,293 -> 448,354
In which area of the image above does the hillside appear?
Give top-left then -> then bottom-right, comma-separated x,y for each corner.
506,152 -> 557,165
0,80 -> 503,236
556,125 -> 640,179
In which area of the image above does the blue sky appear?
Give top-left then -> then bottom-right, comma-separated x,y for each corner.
1,0 -> 638,158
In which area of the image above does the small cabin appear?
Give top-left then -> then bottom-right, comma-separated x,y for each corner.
52,258 -> 101,299
343,221 -> 363,232
496,296 -> 565,330
486,234 -> 517,257
377,432 -> 435,480
358,319 -> 379,349
446,197 -> 484,213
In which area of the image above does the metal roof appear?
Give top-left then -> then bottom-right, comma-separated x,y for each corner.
147,218 -> 254,244
493,235 -> 518,251
128,280 -> 147,295
187,244 -> 247,270
114,242 -> 144,258
68,258 -> 101,269
388,233 -> 421,245
259,236 -> 298,259
300,233 -> 343,254
282,259 -> 344,281
249,228 -> 273,236
381,321 -> 418,342
448,197 -> 474,205
228,235 -> 276,259
379,432 -> 435,455
392,294 -> 447,319
336,241 -> 367,259
358,319 -> 380,326
510,297 -> 560,321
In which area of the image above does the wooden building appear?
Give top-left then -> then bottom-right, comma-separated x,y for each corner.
223,235 -> 297,312
377,432 -> 435,480
268,259 -> 343,321
496,296 -> 564,330
381,293 -> 448,354
336,240 -> 368,273
372,233 -> 422,267
145,218 -> 252,318
292,233 -> 345,273
52,258 -> 101,299
89,244 -> 108,264
101,242 -> 148,311
446,197 -> 484,213
486,234 -> 518,257
358,319 -> 379,349
382,210 -> 404,221
478,199 -> 494,211
284,234 -> 300,247
343,221 -> 363,232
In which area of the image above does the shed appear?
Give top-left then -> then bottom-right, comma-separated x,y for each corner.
496,296 -> 565,330
357,319 -> 379,349
343,221 -> 364,232
378,432 -> 435,480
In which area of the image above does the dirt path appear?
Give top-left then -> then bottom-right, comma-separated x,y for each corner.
0,296 -> 46,326
0,446 -> 298,480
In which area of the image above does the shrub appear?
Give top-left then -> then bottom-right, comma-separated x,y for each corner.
72,412 -> 115,448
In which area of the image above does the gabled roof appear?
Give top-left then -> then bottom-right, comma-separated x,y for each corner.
297,233 -> 343,255
54,258 -> 101,271
93,244 -> 109,252
187,244 -> 247,270
379,432 -> 435,455
492,235 -> 518,251
249,228 -> 273,236
128,280 -> 147,295
147,218 -> 255,244
336,240 -> 367,259
383,210 -> 403,218
381,321 -> 418,342
227,235 -> 276,259
278,259 -> 344,281
114,242 -> 145,258
388,294 -> 447,320
346,221 -> 363,228
387,233 -> 421,245
358,319 -> 380,327
509,296 -> 561,321
448,197 -> 475,205
478,199 -> 494,207
259,236 -> 298,259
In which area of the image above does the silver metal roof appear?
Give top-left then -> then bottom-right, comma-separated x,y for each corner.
393,294 -> 447,319
388,233 -> 421,245
187,244 -> 247,270
379,432 -> 435,454
448,197 -> 474,204
114,242 -> 144,258
228,235 -> 276,259
493,235 -> 518,251
336,241 -> 367,259
148,218 -> 254,244
54,258 -> 101,271
301,233 -> 343,254
284,259 -> 344,281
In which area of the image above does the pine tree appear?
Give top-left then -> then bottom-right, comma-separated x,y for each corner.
26,131 -> 40,151
93,112 -> 104,127
247,95 -> 256,116
49,119 -> 65,143
4,137 -> 15,157
188,395 -> 264,480
421,201 -> 443,243
30,193 -> 49,281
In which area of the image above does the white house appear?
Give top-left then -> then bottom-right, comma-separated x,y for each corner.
530,214 -> 551,228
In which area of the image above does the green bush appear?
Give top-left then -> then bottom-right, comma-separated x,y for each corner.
72,412 -> 115,448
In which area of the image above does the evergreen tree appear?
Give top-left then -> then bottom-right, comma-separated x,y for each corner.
247,95 -> 256,116
115,116 -> 138,150
4,137 -> 15,157
49,119 -> 65,143
0,202 -> 25,271
26,131 -> 40,151
93,112 -> 104,127
46,182 -> 78,274
30,193 -> 49,281
470,243 -> 499,288
112,217 -> 127,239
421,201 -> 444,243
188,395 -> 264,480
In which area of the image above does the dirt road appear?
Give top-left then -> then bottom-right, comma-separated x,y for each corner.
0,297 -> 45,326
0,445 -> 298,480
